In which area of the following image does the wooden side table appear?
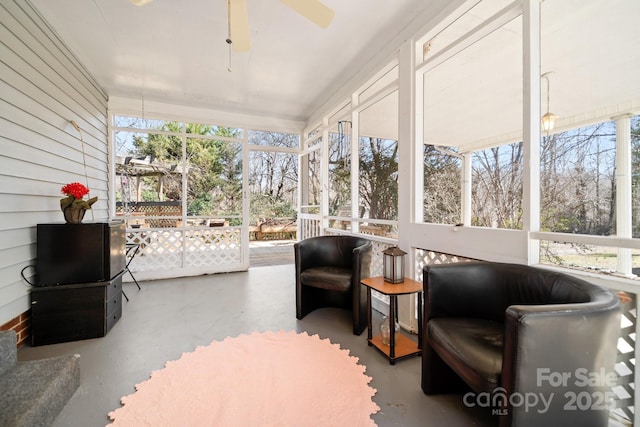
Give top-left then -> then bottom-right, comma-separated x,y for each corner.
361,276 -> 423,365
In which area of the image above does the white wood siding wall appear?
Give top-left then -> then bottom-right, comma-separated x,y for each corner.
0,0 -> 109,325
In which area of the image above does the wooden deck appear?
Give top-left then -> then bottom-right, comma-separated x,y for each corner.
249,241 -> 295,267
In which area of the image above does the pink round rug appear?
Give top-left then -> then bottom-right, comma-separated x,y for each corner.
107,331 -> 379,426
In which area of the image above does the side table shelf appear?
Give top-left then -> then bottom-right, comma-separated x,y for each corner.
369,334 -> 420,360
361,276 -> 423,365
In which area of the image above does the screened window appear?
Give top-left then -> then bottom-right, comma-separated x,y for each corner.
301,149 -> 321,215
113,116 -> 244,228
328,120 -> 352,223
472,142 -> 523,229
540,122 -> 615,235
421,7 -> 523,226
357,90 -> 399,237
248,130 -> 299,231
423,146 -> 461,224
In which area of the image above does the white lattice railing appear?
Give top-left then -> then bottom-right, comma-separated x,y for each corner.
414,248 -> 636,426
610,290 -> 635,425
368,240 -> 393,277
126,226 -> 243,273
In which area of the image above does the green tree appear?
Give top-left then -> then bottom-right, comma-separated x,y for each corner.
131,122 -> 243,216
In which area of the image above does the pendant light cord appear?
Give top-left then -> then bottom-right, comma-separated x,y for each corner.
70,120 -> 95,221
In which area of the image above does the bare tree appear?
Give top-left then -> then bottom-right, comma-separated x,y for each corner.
247,131 -> 299,223
328,127 -> 351,216
540,123 -> 615,235
472,142 -> 523,229
632,117 -> 640,237
358,137 -> 398,220
423,145 -> 461,224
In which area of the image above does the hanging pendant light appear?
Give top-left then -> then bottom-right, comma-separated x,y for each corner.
541,72 -> 557,132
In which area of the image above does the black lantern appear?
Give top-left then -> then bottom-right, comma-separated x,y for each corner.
382,246 -> 406,283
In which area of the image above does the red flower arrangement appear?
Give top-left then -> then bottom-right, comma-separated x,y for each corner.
61,182 -> 90,199
60,182 -> 98,223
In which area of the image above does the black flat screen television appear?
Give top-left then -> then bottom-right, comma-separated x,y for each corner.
36,221 -> 126,286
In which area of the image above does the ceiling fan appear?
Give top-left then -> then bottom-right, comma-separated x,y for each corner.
130,0 -> 335,52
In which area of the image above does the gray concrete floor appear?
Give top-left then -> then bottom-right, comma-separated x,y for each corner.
18,264 -> 494,427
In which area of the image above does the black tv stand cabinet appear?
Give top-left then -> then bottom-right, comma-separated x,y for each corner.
30,273 -> 124,346
31,221 -> 126,346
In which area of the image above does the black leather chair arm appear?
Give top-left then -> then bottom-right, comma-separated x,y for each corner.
502,296 -> 620,417
352,241 -> 372,282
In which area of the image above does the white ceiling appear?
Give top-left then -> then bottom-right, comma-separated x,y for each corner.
29,0 -> 640,148
30,0 -> 449,124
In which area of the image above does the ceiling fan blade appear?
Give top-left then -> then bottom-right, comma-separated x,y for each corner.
130,0 -> 153,6
280,0 -> 335,29
229,0 -> 251,52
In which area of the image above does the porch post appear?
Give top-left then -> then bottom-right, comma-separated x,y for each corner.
615,114 -> 633,275
462,154 -> 471,226
351,93 -> 360,233
321,116 -> 330,233
157,175 -> 164,201
522,0 -> 541,264
397,38 -> 417,332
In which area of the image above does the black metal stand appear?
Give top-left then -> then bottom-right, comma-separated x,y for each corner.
122,243 -> 141,301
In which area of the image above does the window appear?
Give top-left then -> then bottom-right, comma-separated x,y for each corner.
310,63 -> 401,239
358,90 -> 399,237
328,120 -> 352,223
113,120 -> 185,228
113,116 -> 244,228
540,123 -> 615,236
421,6 -> 523,226
358,135 -> 398,221
301,148 -> 321,215
248,130 -> 299,148
536,0 -> 640,281
186,133 -> 243,220
423,146 -> 461,224
472,142 -> 523,229
538,117 -> 640,274
111,114 -> 246,274
248,130 -> 299,232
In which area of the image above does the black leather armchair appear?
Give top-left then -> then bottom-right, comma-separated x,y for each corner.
294,235 -> 372,335
422,261 -> 620,427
